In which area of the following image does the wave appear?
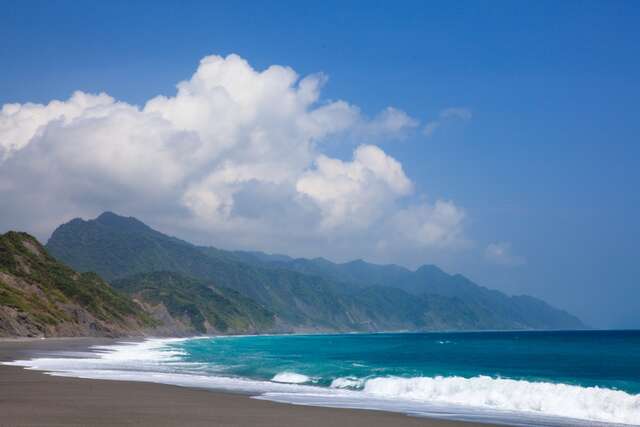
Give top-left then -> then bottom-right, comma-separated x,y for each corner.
91,338 -> 188,362
272,372 -> 312,384
3,339 -> 325,395
331,376 -> 365,389
4,339 -> 640,426
361,376 -> 640,425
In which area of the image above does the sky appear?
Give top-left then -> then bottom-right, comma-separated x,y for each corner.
1,0 -> 638,328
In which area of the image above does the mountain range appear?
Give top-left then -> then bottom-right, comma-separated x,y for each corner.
35,211 -> 585,335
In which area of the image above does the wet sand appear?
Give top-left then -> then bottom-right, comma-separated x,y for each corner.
0,338 -> 498,427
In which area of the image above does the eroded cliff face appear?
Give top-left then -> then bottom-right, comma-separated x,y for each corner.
0,231 -> 275,338
0,231 -> 154,338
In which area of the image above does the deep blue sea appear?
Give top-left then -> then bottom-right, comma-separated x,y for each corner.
6,330 -> 640,426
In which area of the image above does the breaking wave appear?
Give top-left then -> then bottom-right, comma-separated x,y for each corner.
271,372 -> 312,384
4,338 -> 640,426
360,375 -> 640,425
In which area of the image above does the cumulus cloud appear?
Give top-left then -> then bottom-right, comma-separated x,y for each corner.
0,53 -> 467,261
485,242 -> 526,266
423,107 -> 472,137
296,145 -> 412,230
389,201 -> 467,248
358,107 -> 419,138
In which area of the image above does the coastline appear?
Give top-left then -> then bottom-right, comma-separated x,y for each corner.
0,337 -> 496,427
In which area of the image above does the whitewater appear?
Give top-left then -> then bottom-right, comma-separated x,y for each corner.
4,331 -> 640,426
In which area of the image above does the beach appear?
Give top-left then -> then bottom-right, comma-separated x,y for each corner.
0,338 -> 492,427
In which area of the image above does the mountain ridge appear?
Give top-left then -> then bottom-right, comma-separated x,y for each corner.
45,212 -> 586,331
0,230 -> 154,337
230,249 -> 583,330
0,231 -> 281,337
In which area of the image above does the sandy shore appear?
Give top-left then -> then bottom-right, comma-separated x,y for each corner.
0,338 -> 497,427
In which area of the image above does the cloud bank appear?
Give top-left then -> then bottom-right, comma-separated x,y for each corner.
0,53 -> 466,262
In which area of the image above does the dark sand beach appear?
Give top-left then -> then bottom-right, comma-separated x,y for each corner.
0,338 -> 496,427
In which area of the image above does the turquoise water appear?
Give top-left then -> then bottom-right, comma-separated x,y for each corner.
6,330 -> 640,426
171,330 -> 640,394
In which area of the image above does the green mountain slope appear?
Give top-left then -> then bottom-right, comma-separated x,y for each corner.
237,256 -> 585,330
112,271 -> 275,335
0,231 -> 154,337
46,212 -> 586,331
46,213 -> 372,330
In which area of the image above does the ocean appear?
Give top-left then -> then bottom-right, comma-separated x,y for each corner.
6,330 -> 640,426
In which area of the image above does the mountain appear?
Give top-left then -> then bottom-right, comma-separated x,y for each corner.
46,212 -> 586,331
235,256 -> 585,330
0,231 -> 154,337
0,230 -> 279,337
46,213 -> 370,330
111,271 -> 275,335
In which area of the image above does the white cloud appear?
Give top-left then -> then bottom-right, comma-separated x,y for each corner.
423,107 -> 472,137
359,107 -> 419,137
389,200 -> 467,248
296,144 -> 412,230
0,53 -> 468,261
485,242 -> 526,266
0,92 -> 116,160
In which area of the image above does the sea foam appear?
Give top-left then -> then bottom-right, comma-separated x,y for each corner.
331,376 -> 365,389
361,376 -> 640,425
271,372 -> 312,384
4,338 -> 640,427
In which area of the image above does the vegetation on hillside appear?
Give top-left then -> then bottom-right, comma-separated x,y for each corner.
45,212 -> 586,332
112,271 -> 275,334
0,231 -> 154,337
236,256 -> 585,330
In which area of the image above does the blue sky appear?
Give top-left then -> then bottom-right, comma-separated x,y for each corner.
1,0 -> 639,328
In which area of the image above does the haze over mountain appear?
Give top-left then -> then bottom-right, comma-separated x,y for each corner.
45,212 -> 586,332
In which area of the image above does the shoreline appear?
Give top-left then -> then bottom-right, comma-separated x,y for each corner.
0,337 -> 496,427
